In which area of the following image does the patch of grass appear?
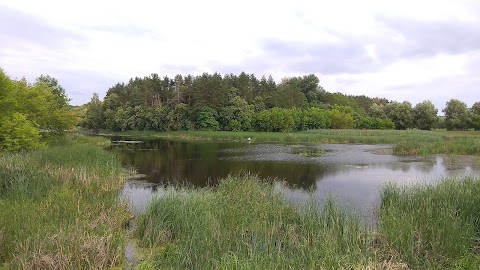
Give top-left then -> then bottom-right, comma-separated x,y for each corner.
292,147 -> 327,157
115,129 -> 480,155
379,177 -> 480,268
135,174 -> 380,269
0,134 -> 133,269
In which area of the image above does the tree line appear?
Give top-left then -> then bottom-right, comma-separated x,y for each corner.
81,72 -> 480,132
2,67 -> 479,151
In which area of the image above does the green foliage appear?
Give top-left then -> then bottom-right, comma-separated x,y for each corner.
82,93 -> 104,130
78,71 -> 469,133
0,113 -> 44,151
302,107 -> 330,130
369,103 -> 387,119
196,106 -> 220,131
328,109 -> 354,129
35,74 -> 70,108
294,74 -> 321,104
0,69 -> 76,151
0,69 -> 17,116
254,108 -> 296,132
168,103 -> 192,131
385,101 -> 413,130
252,96 -> 266,112
443,99 -> 470,130
0,136 -> 131,268
271,78 -> 306,108
354,115 -> 395,130
470,101 -> 480,130
380,177 -> 480,268
219,96 -> 254,131
413,100 -> 438,130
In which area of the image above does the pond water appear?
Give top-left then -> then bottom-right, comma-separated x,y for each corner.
113,138 -> 480,222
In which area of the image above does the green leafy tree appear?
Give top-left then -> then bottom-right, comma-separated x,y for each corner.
254,108 -> 295,132
443,99 -> 470,130
196,106 -> 220,131
272,78 -> 306,108
0,69 -> 76,150
329,109 -> 354,129
470,101 -> 480,130
83,93 -> 104,131
168,103 -> 191,131
113,106 -> 133,131
385,101 -> 413,130
0,113 -> 44,151
226,96 -> 253,131
0,69 -> 17,116
413,100 -> 438,130
144,106 -> 168,131
302,107 -> 331,130
296,74 -> 321,104
252,96 -> 265,113
36,74 -> 70,108
369,103 -> 387,119
258,75 -> 277,108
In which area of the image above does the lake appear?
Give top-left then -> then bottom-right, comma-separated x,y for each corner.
113,138 -> 480,222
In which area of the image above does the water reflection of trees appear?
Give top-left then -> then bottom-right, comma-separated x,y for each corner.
385,159 -> 435,174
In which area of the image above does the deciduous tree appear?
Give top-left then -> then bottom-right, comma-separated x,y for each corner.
413,100 -> 438,130
443,99 -> 470,130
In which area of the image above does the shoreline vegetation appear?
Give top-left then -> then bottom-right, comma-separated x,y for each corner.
1,133 -> 479,268
107,129 -> 480,155
134,174 -> 480,269
0,134 -> 133,269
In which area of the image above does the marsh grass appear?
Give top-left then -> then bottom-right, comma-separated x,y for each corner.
135,174 -> 480,269
135,174 -> 395,269
0,134 -> 132,269
380,177 -> 480,268
118,129 -> 480,155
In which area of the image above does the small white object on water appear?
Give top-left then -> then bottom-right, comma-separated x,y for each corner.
247,137 -> 251,142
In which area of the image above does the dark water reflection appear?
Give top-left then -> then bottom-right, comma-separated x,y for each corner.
114,138 -> 480,219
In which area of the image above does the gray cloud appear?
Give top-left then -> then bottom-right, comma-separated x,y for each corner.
258,39 -> 376,75
208,38 -> 379,77
0,5 -> 85,49
378,17 -> 480,58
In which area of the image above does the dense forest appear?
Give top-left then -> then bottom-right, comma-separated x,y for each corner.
80,72 -> 480,132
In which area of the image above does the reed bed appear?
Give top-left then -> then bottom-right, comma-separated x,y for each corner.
0,135 -> 132,269
379,177 -> 480,268
135,174 -> 480,269
134,174 -> 408,269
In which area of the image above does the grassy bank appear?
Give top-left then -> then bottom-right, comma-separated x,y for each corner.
115,129 -> 480,155
134,174 -> 480,269
0,135 -> 132,269
134,174 -> 392,269
380,177 -> 480,268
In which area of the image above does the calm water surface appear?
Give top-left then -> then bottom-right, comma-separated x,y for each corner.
113,138 -> 480,220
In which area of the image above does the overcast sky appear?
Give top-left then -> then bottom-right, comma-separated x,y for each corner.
1,0 -> 479,111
